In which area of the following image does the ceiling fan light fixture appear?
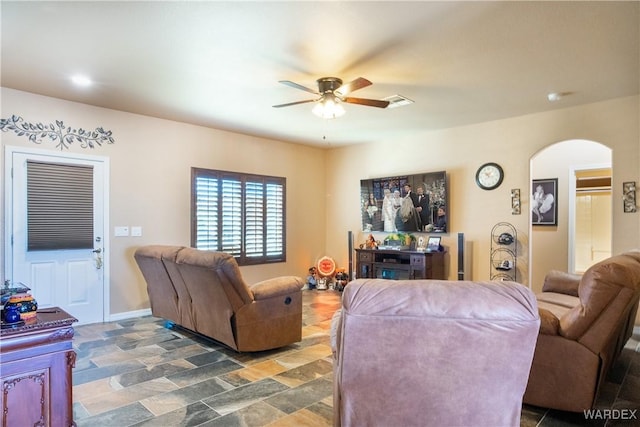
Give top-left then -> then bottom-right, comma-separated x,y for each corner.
312,97 -> 345,119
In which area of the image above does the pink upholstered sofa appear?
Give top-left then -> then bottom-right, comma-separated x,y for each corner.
524,250 -> 640,412
134,245 -> 304,352
331,278 -> 540,427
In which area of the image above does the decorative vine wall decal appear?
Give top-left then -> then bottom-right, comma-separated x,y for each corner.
0,115 -> 115,150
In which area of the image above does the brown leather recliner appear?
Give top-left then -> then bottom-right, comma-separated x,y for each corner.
524,250 -> 640,412
331,278 -> 540,427
134,245 -> 304,352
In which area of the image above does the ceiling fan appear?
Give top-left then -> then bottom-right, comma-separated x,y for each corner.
273,77 -> 389,118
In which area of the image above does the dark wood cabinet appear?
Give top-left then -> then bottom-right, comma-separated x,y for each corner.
1,308 -> 77,427
356,249 -> 446,280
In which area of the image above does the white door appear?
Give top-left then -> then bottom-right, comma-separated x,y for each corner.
7,147 -> 108,325
574,191 -> 612,272
569,165 -> 612,274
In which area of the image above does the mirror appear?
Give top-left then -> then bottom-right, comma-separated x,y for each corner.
360,171 -> 447,233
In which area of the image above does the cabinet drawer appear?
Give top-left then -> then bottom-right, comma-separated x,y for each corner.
359,252 -> 373,262
410,255 -> 425,266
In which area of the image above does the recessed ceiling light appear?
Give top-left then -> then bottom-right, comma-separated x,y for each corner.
71,74 -> 93,87
547,92 -> 561,102
547,92 -> 571,102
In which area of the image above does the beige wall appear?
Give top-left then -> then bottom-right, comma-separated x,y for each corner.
1,88 -> 327,315
325,96 -> 640,289
1,88 -> 639,320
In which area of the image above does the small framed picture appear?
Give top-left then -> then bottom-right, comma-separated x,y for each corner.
427,236 -> 441,252
511,188 -> 521,215
532,178 -> 558,226
416,236 -> 427,251
623,181 -> 637,213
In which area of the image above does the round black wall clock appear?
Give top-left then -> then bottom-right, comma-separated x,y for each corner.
476,163 -> 504,190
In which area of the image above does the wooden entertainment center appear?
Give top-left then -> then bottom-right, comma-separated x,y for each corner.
0,308 -> 77,427
356,248 -> 446,280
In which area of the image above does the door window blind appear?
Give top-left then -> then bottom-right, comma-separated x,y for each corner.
27,160 -> 94,251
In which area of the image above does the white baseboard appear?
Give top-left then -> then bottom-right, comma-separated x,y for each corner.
107,308 -> 152,322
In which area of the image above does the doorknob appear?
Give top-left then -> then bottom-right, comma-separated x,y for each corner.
93,248 -> 103,269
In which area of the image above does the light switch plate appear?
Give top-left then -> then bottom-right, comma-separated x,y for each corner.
114,226 -> 129,237
131,226 -> 142,237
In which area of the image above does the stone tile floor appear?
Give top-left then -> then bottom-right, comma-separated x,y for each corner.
72,290 -> 640,426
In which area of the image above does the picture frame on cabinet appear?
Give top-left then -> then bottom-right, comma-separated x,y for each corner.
427,236 -> 441,252
532,178 -> 557,226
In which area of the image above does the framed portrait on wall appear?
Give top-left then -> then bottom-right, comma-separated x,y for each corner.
360,171 -> 447,233
532,178 -> 558,226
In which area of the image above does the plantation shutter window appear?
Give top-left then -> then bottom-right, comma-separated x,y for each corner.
191,168 -> 286,265
27,160 -> 94,251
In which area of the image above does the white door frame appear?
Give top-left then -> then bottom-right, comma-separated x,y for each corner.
4,145 -> 110,322
567,162 -> 612,274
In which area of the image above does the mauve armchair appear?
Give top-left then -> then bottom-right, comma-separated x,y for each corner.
331,278 -> 540,427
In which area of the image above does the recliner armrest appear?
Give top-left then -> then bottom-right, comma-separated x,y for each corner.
330,309 -> 342,359
542,270 -> 581,297
250,276 -> 304,300
539,308 -> 560,335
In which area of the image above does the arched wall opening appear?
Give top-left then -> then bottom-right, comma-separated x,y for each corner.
529,139 -> 612,293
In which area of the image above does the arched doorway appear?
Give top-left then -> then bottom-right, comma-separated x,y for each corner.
529,139 -> 612,293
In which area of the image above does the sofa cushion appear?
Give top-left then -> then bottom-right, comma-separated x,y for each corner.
536,291 -> 580,309
537,300 -> 573,320
542,270 -> 582,296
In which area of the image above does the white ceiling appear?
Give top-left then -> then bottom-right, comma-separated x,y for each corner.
2,1 -> 638,148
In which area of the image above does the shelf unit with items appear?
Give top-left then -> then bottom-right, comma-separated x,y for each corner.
490,222 -> 517,281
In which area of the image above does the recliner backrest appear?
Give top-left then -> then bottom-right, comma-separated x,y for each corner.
560,251 -> 640,343
134,245 -> 182,324
333,278 -> 540,427
164,247 -> 253,350
174,247 -> 254,309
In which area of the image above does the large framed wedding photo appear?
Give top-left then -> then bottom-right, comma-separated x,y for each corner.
531,178 -> 558,226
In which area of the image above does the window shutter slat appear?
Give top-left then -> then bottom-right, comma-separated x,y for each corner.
191,168 -> 285,264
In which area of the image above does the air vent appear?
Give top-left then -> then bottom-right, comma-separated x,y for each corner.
383,94 -> 414,109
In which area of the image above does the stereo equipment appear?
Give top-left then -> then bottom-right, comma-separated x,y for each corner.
457,232 -> 464,280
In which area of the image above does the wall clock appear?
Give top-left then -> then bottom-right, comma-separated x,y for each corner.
476,163 -> 504,190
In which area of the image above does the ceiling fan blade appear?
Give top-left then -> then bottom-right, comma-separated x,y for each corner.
336,77 -> 372,96
343,97 -> 390,108
272,99 -> 317,108
278,80 -> 319,95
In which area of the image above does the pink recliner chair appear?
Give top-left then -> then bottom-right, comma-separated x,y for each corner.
331,279 -> 540,427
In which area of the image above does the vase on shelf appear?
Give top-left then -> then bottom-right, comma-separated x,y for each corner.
4,293 -> 38,321
3,304 -> 21,323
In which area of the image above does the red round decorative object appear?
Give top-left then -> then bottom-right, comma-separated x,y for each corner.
317,256 -> 336,277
